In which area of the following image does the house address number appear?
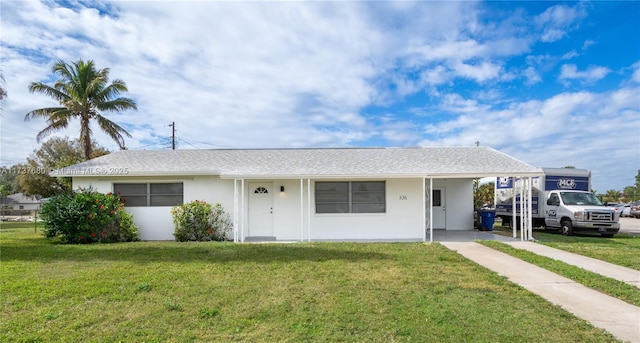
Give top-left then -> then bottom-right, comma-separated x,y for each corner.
399,195 -> 408,200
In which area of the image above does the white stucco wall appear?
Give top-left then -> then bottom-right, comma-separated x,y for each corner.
433,178 -> 474,230
73,176 -> 475,241
73,176 -> 236,241
306,179 -> 424,240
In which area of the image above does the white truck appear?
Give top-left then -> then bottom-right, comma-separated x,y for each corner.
495,168 -> 620,237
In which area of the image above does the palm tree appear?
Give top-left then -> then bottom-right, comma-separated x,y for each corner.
25,59 -> 137,159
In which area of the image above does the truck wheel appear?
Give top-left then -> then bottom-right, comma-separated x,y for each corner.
560,220 -> 573,236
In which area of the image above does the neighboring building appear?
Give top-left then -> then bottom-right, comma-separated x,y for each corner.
52,147 -> 542,242
0,193 -> 41,211
0,193 -> 42,218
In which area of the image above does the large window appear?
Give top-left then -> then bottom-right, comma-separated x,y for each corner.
114,183 -> 183,207
315,181 -> 385,213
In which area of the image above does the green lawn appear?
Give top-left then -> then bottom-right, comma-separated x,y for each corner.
1,225 -> 618,342
480,240 -> 640,307
492,225 -> 640,270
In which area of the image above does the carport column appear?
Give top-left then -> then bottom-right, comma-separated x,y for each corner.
519,177 -> 526,241
429,178 -> 434,242
241,179 -> 245,243
422,177 -> 426,242
300,178 -> 305,242
233,179 -> 238,243
527,176 -> 533,240
307,178 -> 311,242
512,175 -> 517,238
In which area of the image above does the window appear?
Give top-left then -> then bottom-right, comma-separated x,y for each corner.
547,193 -> 560,206
114,183 -> 183,207
315,181 -> 385,213
432,189 -> 442,207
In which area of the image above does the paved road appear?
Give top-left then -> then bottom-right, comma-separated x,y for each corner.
620,217 -> 640,235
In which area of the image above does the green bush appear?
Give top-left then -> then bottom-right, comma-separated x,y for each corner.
172,200 -> 232,241
40,188 -> 138,243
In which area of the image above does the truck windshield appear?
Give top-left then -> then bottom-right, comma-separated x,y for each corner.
560,192 -> 603,206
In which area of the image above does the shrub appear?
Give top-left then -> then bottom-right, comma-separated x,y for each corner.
40,188 -> 138,243
172,200 -> 232,241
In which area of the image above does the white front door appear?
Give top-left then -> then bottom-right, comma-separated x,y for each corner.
249,183 -> 274,237
426,188 -> 446,229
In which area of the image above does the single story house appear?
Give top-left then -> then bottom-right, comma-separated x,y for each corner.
0,192 -> 41,211
52,147 -> 542,242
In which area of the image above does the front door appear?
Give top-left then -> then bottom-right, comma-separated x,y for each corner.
426,188 -> 446,229
249,183 -> 274,237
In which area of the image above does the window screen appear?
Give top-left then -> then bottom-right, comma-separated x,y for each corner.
114,183 -> 183,207
315,181 -> 385,213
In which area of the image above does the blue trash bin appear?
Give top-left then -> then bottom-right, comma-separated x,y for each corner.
478,209 -> 496,231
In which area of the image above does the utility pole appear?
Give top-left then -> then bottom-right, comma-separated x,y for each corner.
169,122 -> 175,150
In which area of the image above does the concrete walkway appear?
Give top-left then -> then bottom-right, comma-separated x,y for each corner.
504,241 -> 640,288
441,242 -> 640,343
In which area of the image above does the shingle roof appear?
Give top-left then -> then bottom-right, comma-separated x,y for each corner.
51,146 -> 543,179
0,193 -> 41,205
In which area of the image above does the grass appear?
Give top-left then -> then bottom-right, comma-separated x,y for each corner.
1,224 -> 619,342
479,240 -> 640,307
492,225 -> 640,271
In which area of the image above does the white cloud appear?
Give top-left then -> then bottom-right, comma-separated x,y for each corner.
1,0 -> 638,193
582,39 -> 596,50
535,3 -> 588,43
562,50 -> 578,60
559,64 -> 611,84
523,66 -> 542,85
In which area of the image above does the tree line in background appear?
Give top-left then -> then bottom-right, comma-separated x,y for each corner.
473,170 -> 640,209
0,137 -> 110,198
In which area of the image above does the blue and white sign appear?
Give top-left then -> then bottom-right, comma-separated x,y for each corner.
497,177 -> 513,189
545,175 -> 589,191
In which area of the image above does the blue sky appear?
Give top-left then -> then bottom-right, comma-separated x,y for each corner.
1,0 -> 639,193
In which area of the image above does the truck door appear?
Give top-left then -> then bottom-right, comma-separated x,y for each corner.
545,193 -> 561,228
